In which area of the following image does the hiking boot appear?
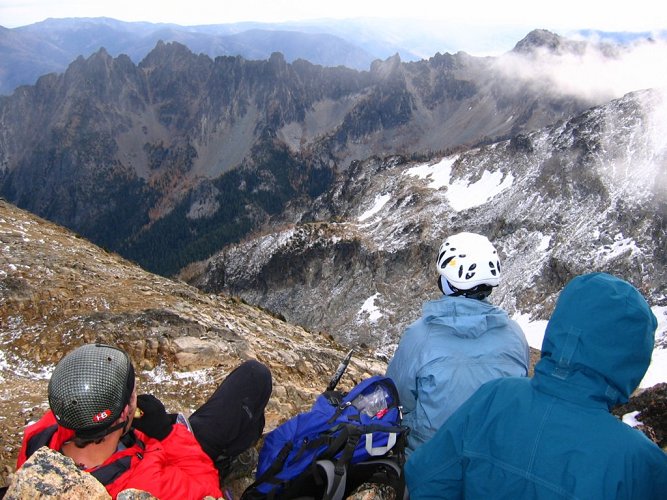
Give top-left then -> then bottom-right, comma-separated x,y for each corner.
216,447 -> 259,482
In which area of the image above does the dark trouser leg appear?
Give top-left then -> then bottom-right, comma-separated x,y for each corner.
189,359 -> 272,461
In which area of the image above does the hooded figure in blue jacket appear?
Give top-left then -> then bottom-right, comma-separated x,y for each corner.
386,232 -> 529,454
405,272 -> 667,499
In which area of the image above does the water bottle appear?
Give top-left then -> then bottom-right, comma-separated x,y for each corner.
352,385 -> 389,417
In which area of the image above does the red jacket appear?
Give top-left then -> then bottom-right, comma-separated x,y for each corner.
17,411 -> 223,500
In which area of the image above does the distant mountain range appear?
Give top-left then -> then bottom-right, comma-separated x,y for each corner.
1,29 -> 617,276
0,16 -> 665,399
1,16 -> 665,95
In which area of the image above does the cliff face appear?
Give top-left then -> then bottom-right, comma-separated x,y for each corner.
0,32 -> 605,274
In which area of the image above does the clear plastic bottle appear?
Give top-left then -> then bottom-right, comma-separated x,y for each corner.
352,385 -> 389,417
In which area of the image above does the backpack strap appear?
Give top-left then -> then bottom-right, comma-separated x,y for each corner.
322,424 -> 361,500
90,431 -> 146,485
240,442 -> 294,499
315,460 -> 348,500
25,425 -> 58,459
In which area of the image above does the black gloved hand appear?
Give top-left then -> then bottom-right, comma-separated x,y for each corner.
133,394 -> 174,440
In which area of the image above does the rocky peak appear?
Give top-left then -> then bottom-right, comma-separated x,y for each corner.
370,53 -> 403,78
513,29 -> 564,52
512,28 -> 593,56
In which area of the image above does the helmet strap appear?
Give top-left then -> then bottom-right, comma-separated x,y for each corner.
74,418 -> 127,441
439,276 -> 493,300
463,284 -> 494,301
439,276 -> 463,297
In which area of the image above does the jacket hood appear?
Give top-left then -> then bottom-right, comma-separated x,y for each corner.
423,295 -> 511,339
533,273 -> 657,408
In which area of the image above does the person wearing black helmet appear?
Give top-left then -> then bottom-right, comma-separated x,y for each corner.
386,232 -> 530,455
16,343 -> 272,500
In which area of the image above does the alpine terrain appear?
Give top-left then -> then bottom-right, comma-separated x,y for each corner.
0,198 -> 386,495
0,18 -> 666,497
185,88 -> 667,363
0,30 -> 617,275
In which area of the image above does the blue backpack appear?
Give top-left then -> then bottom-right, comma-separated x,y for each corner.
241,375 -> 409,500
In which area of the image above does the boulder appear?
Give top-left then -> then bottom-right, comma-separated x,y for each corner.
4,447 -> 109,499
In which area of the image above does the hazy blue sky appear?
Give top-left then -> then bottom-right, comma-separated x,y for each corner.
1,0 -> 665,32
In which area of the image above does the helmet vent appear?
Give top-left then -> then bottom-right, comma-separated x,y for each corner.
458,265 -> 463,278
440,256 -> 455,269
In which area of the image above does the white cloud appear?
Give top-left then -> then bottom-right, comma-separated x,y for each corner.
494,40 -> 667,103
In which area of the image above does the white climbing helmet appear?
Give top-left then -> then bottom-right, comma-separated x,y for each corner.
436,232 -> 501,294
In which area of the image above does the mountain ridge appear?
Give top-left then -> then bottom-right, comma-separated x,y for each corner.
184,88 -> 667,365
1,32 -> 608,275
3,17 -> 664,96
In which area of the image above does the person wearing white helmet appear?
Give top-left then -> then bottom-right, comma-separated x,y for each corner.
386,231 -> 529,454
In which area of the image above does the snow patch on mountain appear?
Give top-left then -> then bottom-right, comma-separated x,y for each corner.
641,305 -> 667,388
356,293 -> 383,324
404,156 -> 457,189
359,194 -> 392,222
404,155 -> 514,211
447,170 -> 515,211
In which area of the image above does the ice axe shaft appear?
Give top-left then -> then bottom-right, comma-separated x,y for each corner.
326,349 -> 353,391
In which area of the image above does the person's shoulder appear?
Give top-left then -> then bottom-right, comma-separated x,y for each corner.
23,410 -> 58,435
468,376 -> 530,403
608,418 -> 667,460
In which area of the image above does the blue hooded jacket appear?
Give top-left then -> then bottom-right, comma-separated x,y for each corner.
386,294 -> 529,453
405,273 -> 667,499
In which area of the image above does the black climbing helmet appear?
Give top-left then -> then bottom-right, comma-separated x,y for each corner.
48,343 -> 135,439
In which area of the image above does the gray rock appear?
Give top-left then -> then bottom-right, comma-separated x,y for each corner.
4,447 -> 110,499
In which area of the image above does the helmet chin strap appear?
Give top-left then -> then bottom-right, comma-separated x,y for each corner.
439,276 -> 463,296
74,418 -> 128,441
439,276 -> 493,300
